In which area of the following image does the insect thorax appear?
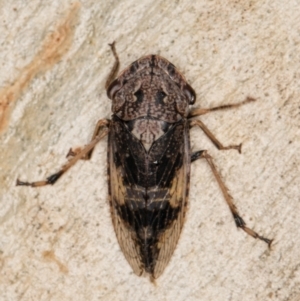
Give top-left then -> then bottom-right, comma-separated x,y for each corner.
107,55 -> 196,124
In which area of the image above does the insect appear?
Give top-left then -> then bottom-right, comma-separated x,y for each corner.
17,42 -> 272,280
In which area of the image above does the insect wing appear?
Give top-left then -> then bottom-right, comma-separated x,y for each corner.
108,117 -> 191,278
151,120 -> 191,278
107,120 -> 144,276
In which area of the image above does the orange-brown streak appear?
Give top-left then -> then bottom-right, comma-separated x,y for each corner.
0,2 -> 80,132
42,250 -> 69,274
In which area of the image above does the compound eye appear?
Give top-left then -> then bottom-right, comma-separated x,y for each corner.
107,79 -> 122,99
183,84 -> 196,105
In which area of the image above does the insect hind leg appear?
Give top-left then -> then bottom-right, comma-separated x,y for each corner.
191,150 -> 273,248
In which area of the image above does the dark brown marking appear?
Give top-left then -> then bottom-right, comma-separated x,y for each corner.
155,90 -> 167,105
134,89 -> 144,104
116,200 -> 180,274
167,63 -> 176,77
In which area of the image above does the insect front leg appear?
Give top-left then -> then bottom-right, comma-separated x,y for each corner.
188,96 -> 255,118
191,150 -> 273,247
105,41 -> 120,89
16,122 -> 109,187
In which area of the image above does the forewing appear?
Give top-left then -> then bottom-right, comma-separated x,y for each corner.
107,119 -> 145,276
108,118 -> 191,278
149,121 -> 191,278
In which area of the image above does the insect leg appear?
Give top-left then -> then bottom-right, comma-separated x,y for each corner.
67,119 -> 110,160
16,125 -> 109,187
190,119 -> 242,153
191,150 -> 273,247
188,97 -> 255,118
105,41 -> 120,89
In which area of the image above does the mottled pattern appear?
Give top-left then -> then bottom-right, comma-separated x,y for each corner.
107,55 -> 195,122
128,118 -> 169,151
107,55 -> 194,278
